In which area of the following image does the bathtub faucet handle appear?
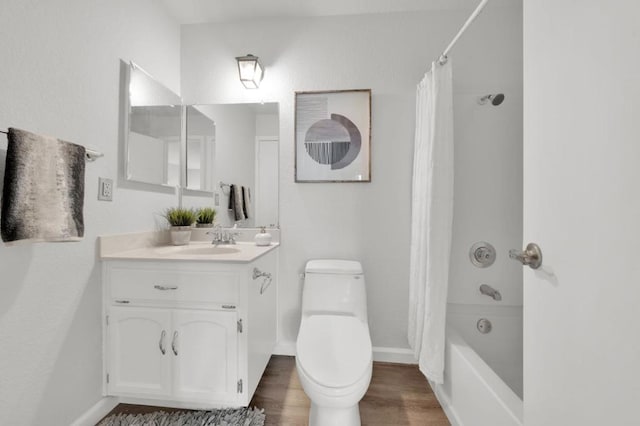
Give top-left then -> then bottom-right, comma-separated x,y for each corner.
509,243 -> 543,270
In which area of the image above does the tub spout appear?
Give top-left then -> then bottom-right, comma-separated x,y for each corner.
479,284 -> 502,301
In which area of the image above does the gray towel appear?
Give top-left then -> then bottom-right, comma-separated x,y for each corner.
228,184 -> 246,221
1,128 -> 85,242
242,186 -> 250,219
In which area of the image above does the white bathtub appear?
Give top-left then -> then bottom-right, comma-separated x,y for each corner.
431,304 -> 523,426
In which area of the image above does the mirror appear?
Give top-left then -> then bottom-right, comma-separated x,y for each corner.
188,103 -> 279,228
185,106 -> 215,192
126,62 -> 182,187
124,62 -> 280,227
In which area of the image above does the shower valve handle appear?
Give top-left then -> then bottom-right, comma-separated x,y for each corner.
509,243 -> 543,270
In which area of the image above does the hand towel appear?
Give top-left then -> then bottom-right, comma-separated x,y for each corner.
228,184 -> 246,221
1,128 -> 85,242
241,186 -> 250,219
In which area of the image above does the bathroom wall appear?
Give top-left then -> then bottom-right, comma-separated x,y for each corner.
0,1 -> 181,425
448,7 -> 523,307
180,3 -> 523,353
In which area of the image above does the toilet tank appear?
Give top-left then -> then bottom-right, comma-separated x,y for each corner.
302,259 -> 367,321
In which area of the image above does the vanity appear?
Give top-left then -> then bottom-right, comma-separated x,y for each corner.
100,232 -> 279,408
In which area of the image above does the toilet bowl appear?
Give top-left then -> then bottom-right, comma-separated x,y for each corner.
295,259 -> 373,426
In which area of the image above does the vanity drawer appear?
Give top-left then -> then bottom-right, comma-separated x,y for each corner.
108,266 -> 239,306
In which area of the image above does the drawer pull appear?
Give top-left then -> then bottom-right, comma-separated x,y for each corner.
115,300 -> 130,304
172,331 -> 179,356
154,285 -> 178,291
222,305 -> 236,310
159,330 -> 166,355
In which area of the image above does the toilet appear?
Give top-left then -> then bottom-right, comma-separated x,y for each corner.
295,259 -> 373,426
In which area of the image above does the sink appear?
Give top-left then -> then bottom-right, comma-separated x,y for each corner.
153,244 -> 241,256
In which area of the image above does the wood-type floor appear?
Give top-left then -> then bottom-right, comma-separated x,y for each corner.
99,355 -> 450,426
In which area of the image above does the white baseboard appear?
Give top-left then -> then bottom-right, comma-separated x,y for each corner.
273,341 -> 417,365
431,380 -> 461,426
70,396 -> 119,426
273,341 -> 296,356
372,346 -> 417,364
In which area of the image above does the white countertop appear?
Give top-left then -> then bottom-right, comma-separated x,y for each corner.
99,231 -> 279,263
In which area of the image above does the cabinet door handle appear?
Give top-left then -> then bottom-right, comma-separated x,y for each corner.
172,331 -> 178,356
154,285 -> 178,291
159,330 -> 166,355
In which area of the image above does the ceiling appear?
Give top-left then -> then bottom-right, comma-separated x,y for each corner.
159,0 -> 517,25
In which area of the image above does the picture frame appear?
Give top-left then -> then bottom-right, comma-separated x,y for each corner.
295,89 -> 371,182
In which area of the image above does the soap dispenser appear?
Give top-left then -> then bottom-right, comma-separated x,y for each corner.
254,227 -> 272,246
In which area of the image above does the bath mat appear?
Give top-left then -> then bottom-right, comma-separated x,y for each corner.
97,407 -> 265,426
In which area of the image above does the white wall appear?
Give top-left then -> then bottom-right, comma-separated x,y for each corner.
181,4 -> 522,351
524,1 -> 640,424
0,1 -> 181,424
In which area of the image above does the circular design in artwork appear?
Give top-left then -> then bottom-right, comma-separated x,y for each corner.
304,114 -> 361,170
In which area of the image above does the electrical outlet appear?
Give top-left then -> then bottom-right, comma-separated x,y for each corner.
98,177 -> 113,201
214,192 -> 220,206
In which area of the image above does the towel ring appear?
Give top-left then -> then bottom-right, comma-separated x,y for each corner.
219,181 -> 231,195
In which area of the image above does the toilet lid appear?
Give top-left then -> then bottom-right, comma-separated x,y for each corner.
297,315 -> 372,388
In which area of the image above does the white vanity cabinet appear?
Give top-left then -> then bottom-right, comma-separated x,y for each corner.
102,247 -> 278,408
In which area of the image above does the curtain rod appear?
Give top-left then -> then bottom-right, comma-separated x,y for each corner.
438,0 -> 489,65
0,129 -> 104,162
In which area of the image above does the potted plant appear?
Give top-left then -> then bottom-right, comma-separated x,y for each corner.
164,207 -> 197,245
196,207 -> 217,228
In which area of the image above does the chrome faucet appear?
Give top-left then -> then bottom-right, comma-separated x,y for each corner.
479,284 -> 502,301
208,224 -> 239,245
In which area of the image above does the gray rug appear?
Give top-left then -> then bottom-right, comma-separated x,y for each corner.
97,407 -> 265,426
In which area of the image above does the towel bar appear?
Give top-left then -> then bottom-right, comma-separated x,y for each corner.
219,181 -> 231,194
0,129 -> 103,162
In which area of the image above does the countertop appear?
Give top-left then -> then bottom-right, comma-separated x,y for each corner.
99,231 -> 279,263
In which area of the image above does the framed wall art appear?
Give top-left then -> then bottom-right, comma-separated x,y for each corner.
295,89 -> 371,182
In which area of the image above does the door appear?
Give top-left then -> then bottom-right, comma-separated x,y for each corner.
107,307 -> 172,397
523,1 -> 640,424
172,309 -> 238,404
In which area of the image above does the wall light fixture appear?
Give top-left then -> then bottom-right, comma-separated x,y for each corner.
235,54 -> 264,89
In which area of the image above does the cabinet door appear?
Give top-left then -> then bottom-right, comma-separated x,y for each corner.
172,309 -> 238,404
107,307 -> 171,397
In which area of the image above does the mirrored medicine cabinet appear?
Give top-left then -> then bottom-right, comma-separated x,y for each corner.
123,62 -> 279,227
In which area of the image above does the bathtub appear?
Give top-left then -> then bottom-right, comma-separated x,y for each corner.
431,304 -> 523,426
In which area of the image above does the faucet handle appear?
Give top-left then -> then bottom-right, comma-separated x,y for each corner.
228,231 -> 240,243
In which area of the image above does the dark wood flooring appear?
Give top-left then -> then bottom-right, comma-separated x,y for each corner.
99,355 -> 450,425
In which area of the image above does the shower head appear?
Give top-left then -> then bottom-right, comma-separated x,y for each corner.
478,93 -> 505,106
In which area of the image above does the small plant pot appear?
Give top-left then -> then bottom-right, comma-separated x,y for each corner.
170,226 -> 192,246
195,223 -> 214,229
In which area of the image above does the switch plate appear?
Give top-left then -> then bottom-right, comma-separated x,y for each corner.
98,177 -> 113,201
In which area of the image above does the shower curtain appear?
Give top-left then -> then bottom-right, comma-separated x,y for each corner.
408,60 -> 454,384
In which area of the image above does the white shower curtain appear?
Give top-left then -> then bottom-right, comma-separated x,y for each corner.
408,60 -> 454,384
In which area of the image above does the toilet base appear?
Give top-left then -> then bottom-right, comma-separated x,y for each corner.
309,401 -> 361,426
